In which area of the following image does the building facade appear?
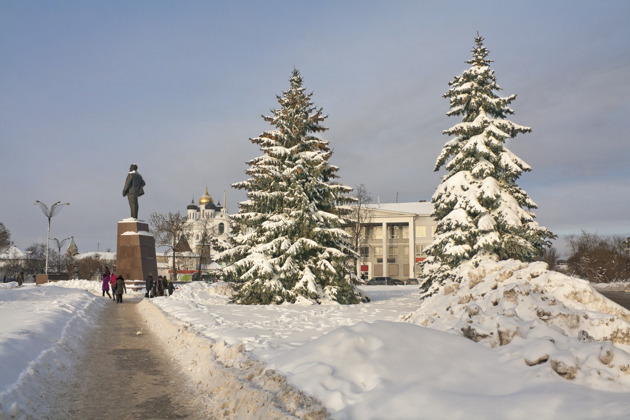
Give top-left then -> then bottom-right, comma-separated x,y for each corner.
185,187 -> 231,251
353,202 -> 436,281
156,187 -> 231,281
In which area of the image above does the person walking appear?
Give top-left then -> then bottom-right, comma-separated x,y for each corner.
145,274 -> 154,298
156,275 -> 165,297
114,275 -> 127,303
167,280 -> 175,296
17,271 -> 24,286
110,272 -> 116,300
102,273 -> 113,299
102,269 -> 112,299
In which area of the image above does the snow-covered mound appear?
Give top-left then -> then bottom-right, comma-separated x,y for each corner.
406,259 -> 630,389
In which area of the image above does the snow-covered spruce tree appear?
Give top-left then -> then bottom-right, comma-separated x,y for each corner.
218,69 -> 362,305
420,35 -> 555,294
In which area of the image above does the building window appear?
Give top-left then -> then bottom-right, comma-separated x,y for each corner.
388,225 -> 407,240
416,226 -> 427,237
372,226 -> 382,240
374,246 -> 382,263
388,246 -> 396,263
360,227 -> 368,239
403,246 -> 409,258
360,246 -> 369,258
218,223 -> 225,235
388,225 -> 398,239
415,245 -> 425,256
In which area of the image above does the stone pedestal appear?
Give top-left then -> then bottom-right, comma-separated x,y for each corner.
36,273 -> 69,285
116,219 -> 158,282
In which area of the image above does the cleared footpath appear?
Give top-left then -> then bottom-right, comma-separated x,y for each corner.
51,296 -> 209,420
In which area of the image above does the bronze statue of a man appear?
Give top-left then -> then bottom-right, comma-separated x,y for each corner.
122,164 -> 146,219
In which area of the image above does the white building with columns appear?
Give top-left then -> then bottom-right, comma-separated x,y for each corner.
354,201 -> 436,281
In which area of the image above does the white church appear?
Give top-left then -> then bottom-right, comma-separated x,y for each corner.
185,186 -> 231,250
156,187 -> 231,280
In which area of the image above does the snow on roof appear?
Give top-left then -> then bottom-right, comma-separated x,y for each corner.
75,252 -> 116,260
366,201 -> 434,216
0,246 -> 27,260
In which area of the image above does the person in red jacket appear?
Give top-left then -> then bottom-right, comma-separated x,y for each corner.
110,273 -> 116,300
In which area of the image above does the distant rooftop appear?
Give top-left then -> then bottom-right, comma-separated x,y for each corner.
365,201 -> 434,216
0,246 -> 27,260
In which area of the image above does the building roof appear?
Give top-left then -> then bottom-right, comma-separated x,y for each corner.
187,197 -> 199,210
67,237 -> 78,255
0,245 -> 27,260
366,202 -> 434,216
199,186 -> 212,205
74,251 -> 116,260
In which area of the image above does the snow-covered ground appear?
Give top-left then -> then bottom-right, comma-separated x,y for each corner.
2,265 -> 630,419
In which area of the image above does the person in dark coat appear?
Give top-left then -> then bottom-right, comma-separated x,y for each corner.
156,276 -> 165,297
114,275 -> 127,303
145,274 -> 154,298
17,271 -> 24,286
122,164 -> 145,219
167,280 -> 175,296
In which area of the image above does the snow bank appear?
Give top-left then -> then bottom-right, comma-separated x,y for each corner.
0,285 -> 104,419
270,320 -> 630,420
4,275 -> 630,419
406,259 -> 630,390
143,280 -> 630,419
136,298 -> 328,419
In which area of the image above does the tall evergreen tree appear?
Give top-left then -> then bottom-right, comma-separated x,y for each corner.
421,35 -> 555,292
219,69 -> 362,305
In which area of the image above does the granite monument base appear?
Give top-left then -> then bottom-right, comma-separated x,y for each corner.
36,273 -> 69,285
116,219 -> 158,285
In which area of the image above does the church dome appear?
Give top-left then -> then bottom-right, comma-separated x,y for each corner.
187,197 -> 199,210
199,187 -> 212,206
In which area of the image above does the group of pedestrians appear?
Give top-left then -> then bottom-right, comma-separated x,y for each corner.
101,269 -> 176,303
101,267 -> 127,303
145,274 -> 175,298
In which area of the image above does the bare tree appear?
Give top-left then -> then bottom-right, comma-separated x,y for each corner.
538,246 -> 559,271
347,184 -> 373,280
24,243 -> 46,276
0,222 -> 11,253
66,254 -> 114,280
149,211 -> 191,281
193,217 -> 218,281
566,231 -> 630,283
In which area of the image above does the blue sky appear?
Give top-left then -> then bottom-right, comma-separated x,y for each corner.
1,1 -> 629,256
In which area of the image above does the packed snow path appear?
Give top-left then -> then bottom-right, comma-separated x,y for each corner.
52,296 -> 208,420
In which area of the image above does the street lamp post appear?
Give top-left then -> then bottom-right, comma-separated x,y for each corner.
34,201 -> 70,274
51,237 -> 71,274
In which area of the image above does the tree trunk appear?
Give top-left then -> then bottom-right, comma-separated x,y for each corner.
171,249 -> 177,282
